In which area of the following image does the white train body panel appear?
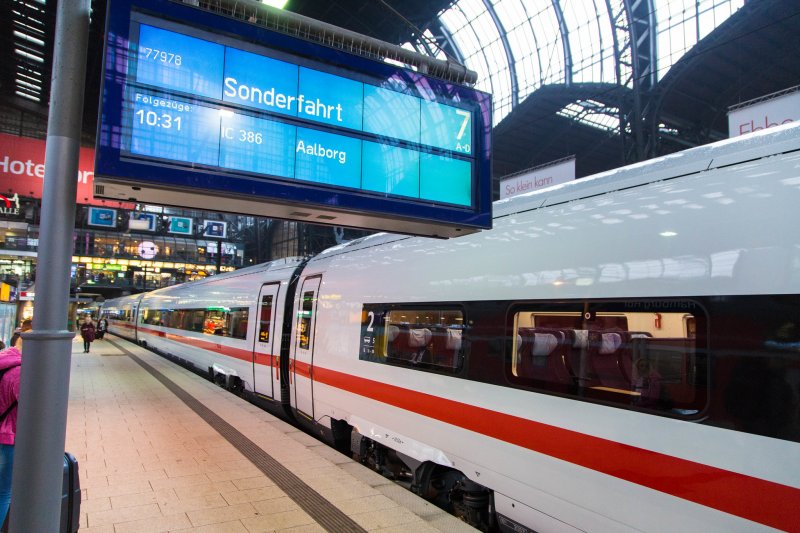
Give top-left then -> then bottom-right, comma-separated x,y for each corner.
101,124 -> 800,532
299,124 -> 800,532
102,293 -> 142,341
133,259 -> 300,399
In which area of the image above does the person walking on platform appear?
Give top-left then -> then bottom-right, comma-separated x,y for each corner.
96,317 -> 108,341
0,343 -> 22,527
80,317 -> 96,353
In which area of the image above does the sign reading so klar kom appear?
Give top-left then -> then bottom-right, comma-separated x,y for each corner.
94,0 -> 492,237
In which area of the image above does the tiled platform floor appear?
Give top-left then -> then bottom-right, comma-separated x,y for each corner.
66,336 -> 476,533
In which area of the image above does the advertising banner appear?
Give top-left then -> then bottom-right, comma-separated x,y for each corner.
88,207 -> 117,228
0,133 -> 133,208
168,216 -> 193,235
499,158 -> 576,200
202,220 -> 227,239
129,212 -> 157,231
728,88 -> 799,137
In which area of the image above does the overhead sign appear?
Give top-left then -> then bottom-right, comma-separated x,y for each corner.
728,88 -> 798,137
499,157 -> 576,200
94,0 -> 492,238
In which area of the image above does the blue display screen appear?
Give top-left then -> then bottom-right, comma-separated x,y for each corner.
136,25 -> 224,99
219,112 -> 296,178
123,22 -> 479,206
97,0 -> 492,234
222,47 -> 299,117
130,91 -> 221,166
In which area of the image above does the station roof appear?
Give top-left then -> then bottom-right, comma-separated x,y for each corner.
0,0 -> 798,191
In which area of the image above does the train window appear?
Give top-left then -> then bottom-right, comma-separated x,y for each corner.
298,291 -> 315,350
358,305 -> 465,373
204,307 -> 227,335
143,309 -> 164,326
508,301 -> 707,417
188,310 -> 205,332
168,310 -> 186,329
258,295 -> 273,343
140,308 -> 155,325
227,308 -> 249,340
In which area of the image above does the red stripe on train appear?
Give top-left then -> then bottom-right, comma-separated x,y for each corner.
121,325 -> 799,530
312,365 -> 799,531
137,326 -> 277,367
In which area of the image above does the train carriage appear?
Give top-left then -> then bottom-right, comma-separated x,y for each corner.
101,293 -> 142,342
103,124 -> 800,532
104,258 -> 303,407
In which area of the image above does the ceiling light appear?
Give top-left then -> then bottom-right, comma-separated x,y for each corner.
260,0 -> 288,8
659,231 -> 677,237
16,80 -> 41,91
13,30 -> 45,46
15,91 -> 40,102
15,49 -> 44,63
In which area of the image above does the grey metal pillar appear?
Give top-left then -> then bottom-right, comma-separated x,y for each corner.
9,0 -> 90,531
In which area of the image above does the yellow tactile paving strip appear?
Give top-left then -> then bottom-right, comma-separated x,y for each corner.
66,336 -> 477,533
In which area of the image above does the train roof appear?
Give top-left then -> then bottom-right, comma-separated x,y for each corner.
102,256 -> 305,304
313,122 -> 800,261
154,256 -> 304,291
493,122 -> 800,218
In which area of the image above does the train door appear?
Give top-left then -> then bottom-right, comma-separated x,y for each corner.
292,275 -> 321,420
131,305 -> 139,344
252,283 -> 280,400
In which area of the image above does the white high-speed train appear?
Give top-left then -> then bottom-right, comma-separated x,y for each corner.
102,124 -> 800,532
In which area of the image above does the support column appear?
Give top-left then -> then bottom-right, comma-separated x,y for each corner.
9,0 -> 90,531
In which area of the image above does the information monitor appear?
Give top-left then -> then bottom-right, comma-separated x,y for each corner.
95,0 -> 492,237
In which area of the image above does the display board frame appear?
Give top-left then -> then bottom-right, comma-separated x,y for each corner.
94,0 -> 492,238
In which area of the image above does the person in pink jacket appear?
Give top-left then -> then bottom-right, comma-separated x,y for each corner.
0,345 -> 22,526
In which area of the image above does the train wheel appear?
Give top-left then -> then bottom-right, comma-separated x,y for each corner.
413,463 -> 495,532
227,376 -> 244,395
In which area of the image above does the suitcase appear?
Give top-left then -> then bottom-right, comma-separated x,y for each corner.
61,452 -> 81,533
0,452 -> 80,533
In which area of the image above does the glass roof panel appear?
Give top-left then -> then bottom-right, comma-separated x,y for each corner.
440,0 -> 510,125
494,0 -> 563,105
563,0 -> 616,83
655,0 -> 744,80
557,100 -> 620,132
429,0 -> 744,124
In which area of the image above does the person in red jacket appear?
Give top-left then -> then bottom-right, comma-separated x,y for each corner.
0,345 -> 22,526
80,317 -> 95,353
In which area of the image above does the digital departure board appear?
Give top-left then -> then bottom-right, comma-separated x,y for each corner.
95,0 -> 492,237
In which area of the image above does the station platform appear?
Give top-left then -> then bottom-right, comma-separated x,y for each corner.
66,336 -> 476,533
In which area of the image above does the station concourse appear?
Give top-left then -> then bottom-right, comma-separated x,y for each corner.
0,0 -> 798,531
67,335 -> 475,532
